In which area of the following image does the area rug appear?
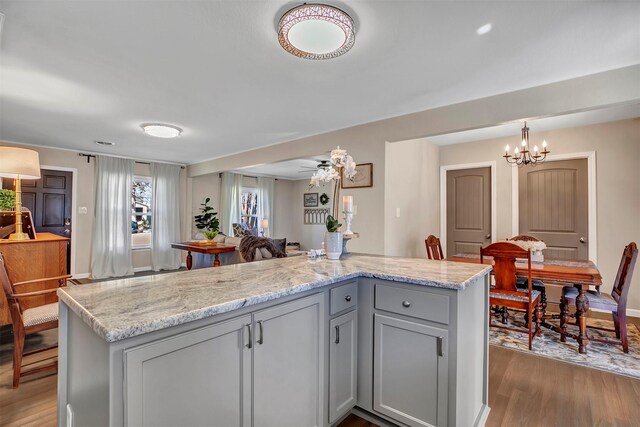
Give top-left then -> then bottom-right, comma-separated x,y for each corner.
489,313 -> 640,379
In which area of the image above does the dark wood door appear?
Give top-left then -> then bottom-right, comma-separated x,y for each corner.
519,159 -> 588,260
13,169 -> 72,271
446,167 -> 491,256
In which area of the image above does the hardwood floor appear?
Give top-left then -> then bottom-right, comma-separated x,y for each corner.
2,325 -> 640,426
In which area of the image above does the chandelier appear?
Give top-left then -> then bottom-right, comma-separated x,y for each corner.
503,122 -> 550,167
278,4 -> 355,60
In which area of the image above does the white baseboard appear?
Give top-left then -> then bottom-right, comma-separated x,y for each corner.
72,272 -> 91,279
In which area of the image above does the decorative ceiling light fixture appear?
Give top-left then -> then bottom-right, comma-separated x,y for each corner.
503,122 -> 550,167
278,4 -> 355,60
141,123 -> 183,138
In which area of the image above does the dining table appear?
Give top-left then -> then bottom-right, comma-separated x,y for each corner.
447,253 -> 603,354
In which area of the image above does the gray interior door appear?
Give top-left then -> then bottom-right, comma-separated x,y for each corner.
519,159 -> 588,260
446,167 -> 491,256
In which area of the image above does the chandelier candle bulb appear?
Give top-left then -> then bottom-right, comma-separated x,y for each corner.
543,140 -> 548,148
505,144 -> 510,154
534,145 -> 539,153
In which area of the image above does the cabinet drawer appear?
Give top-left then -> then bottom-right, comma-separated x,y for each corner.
375,284 -> 449,324
330,282 -> 358,315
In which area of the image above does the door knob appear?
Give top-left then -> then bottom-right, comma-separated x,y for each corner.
63,229 -> 70,235
485,234 -> 491,240
579,237 -> 586,244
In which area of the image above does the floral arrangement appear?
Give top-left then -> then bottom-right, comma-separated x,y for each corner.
510,240 -> 547,253
309,146 -> 357,217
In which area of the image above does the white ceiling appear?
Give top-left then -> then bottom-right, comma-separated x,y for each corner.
0,1 -> 639,165
235,155 -> 331,180
427,102 -> 640,146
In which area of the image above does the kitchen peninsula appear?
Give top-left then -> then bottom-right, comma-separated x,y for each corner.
57,255 -> 492,427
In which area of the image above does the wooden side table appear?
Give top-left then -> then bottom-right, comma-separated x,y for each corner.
171,242 -> 237,270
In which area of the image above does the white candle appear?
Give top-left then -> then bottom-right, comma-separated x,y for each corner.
343,195 -> 353,213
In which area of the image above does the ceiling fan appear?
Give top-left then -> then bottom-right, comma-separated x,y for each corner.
298,160 -> 331,173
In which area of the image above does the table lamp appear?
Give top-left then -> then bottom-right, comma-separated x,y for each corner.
0,147 -> 41,240
260,219 -> 269,237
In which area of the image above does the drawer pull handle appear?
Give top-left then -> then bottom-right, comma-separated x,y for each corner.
437,336 -> 444,357
345,295 -> 352,302
402,300 -> 411,308
257,320 -> 264,345
245,324 -> 252,349
335,325 -> 340,344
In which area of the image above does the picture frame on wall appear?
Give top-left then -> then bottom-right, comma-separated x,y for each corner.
303,192 -> 319,207
342,163 -> 373,188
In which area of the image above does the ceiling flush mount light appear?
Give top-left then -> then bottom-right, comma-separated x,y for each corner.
476,23 -> 492,35
278,4 -> 355,60
141,123 -> 182,138
503,122 -> 550,167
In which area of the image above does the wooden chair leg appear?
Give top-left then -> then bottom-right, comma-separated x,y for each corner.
560,296 -> 568,343
619,313 -> 629,353
535,303 -> 542,335
528,306 -> 533,351
12,331 -> 25,388
612,312 -> 621,339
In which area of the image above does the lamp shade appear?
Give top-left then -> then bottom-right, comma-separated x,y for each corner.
0,147 -> 41,179
260,219 -> 269,229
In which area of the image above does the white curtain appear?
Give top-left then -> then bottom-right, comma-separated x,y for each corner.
151,163 -> 182,271
91,156 -> 135,279
257,177 -> 275,237
220,172 -> 243,236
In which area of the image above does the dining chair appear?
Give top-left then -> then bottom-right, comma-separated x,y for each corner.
0,253 -> 71,387
509,234 -> 548,314
425,235 -> 444,260
560,242 -> 637,353
481,241 -> 542,350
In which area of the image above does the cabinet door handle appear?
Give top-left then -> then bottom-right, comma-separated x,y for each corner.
402,300 -> 411,308
345,295 -> 352,302
257,320 -> 264,345
245,324 -> 252,349
335,325 -> 340,344
437,336 -> 444,357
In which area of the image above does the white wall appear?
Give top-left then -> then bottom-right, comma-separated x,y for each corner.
384,138 -> 440,258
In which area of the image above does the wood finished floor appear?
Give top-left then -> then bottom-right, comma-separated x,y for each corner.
2,321 -> 640,426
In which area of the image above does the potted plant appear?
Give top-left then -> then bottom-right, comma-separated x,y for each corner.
324,215 -> 343,260
194,197 -> 220,242
0,189 -> 15,211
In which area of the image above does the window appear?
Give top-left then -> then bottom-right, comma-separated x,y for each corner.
132,176 -> 152,248
240,188 -> 258,234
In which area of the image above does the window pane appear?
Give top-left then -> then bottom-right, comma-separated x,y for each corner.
132,177 -> 152,235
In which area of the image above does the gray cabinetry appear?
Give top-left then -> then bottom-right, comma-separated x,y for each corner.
373,313 -> 449,427
124,315 -> 252,427
253,294 -> 325,427
123,293 -> 324,427
329,309 -> 358,423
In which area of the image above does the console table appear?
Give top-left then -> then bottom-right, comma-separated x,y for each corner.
171,241 -> 236,270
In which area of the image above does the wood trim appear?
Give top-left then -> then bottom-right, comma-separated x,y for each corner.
440,161 -> 497,258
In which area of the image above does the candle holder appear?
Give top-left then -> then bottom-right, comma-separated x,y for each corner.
343,210 -> 354,236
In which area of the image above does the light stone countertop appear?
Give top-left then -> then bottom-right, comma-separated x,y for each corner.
58,254 -> 491,343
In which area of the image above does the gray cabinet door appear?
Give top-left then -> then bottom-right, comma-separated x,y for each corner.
329,310 -> 358,423
373,314 -> 448,427
124,315 -> 252,427
253,294 -> 324,427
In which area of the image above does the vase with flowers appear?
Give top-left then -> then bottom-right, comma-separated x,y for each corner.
309,147 -> 357,259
